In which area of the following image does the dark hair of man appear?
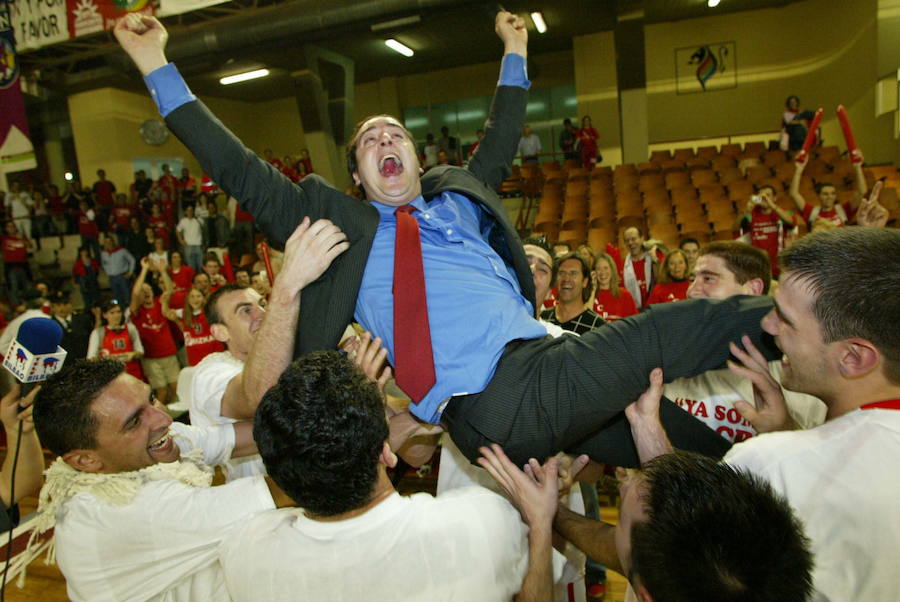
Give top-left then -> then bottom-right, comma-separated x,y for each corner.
554,252 -> 592,303
204,283 -> 247,326
204,253 -> 222,267
814,182 -> 836,195
780,227 -> 900,384
254,351 -> 388,517
678,237 -> 699,250
522,236 -> 553,259
630,452 -> 813,602
756,184 -> 777,196
345,114 -> 416,193
699,241 -> 772,294
33,359 -> 125,457
553,241 -> 571,253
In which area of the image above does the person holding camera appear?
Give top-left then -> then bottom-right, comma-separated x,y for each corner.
734,185 -> 796,278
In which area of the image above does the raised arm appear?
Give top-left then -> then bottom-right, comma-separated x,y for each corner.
129,256 -> 151,314
850,151 -> 867,210
466,12 -> 529,189
0,385 -> 45,508
114,15 -> 340,248
218,218 -> 349,420
789,157 -> 808,212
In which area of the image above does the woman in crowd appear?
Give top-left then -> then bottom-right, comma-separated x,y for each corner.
168,249 -> 195,310
148,236 -> 169,269
1,220 -> 33,307
162,286 -> 223,366
576,115 -> 600,169
87,298 -> 144,380
780,95 -> 817,152
591,251 -> 637,321
194,192 -> 211,220
646,248 -> 691,305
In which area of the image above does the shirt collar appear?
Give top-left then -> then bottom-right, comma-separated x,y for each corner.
371,195 -> 427,219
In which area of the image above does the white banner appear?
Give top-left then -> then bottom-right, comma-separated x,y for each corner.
157,0 -> 229,17
8,0 -> 69,51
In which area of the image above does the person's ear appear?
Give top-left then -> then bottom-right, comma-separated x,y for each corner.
379,441 -> 398,469
746,278 -> 765,296
63,450 -> 103,473
210,323 -> 230,344
836,338 -> 880,378
352,171 -> 361,186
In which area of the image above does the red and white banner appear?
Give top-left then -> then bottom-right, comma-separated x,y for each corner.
68,0 -> 154,39
7,0 -> 69,52
157,0 -> 227,18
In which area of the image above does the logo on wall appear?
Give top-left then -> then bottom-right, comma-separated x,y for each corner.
675,41 -> 737,94
0,34 -> 17,89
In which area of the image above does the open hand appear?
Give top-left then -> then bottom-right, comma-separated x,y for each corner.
279,217 -> 350,293
478,444 -> 558,528
856,180 -> 888,227
343,331 -> 392,394
727,335 -> 797,433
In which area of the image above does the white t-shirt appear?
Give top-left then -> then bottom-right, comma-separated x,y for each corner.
176,217 -> 203,246
221,488 -> 529,602
725,408 -> 900,601
190,351 -> 265,480
664,362 -> 826,443
54,423 -> 275,602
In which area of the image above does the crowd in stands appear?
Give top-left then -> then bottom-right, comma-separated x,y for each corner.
0,11 -> 896,602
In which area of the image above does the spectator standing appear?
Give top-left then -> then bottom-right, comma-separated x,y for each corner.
31,190 -> 57,250
72,246 -> 101,311
592,251 -> 637,321
645,249 -> 690,305
621,227 -> 657,309
124,216 -> 152,263
109,193 -> 133,246
203,202 -> 231,257
202,254 -> 229,292
50,291 -> 96,360
421,133 -> 438,169
177,204 -> 204,271
298,148 -> 314,174
229,196 -> 255,258
559,118 -> 577,161
62,181 -> 91,235
76,199 -> 101,261
47,184 -> 68,235
162,286 -> 222,366
92,169 -> 116,228
148,236 -> 169,270
1,220 -> 33,306
128,258 -> 180,405
155,163 -> 179,208
517,124 -> 541,163
179,167 -> 197,203
679,237 -> 700,271
736,185 -> 795,278
194,192 -> 211,220
790,154 -> 866,229
467,129 -> 485,161
168,249 -> 195,310
87,298 -> 143,380
8,182 -> 33,241
437,125 -> 460,165
100,235 -> 135,307
130,170 -> 153,205
147,203 -> 170,248
576,115 -> 600,169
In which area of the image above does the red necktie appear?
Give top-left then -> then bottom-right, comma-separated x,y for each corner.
393,205 -> 436,403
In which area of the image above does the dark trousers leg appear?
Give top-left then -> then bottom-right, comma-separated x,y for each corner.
446,296 -> 776,467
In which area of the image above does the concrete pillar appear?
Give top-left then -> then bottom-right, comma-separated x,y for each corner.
614,14 -> 649,164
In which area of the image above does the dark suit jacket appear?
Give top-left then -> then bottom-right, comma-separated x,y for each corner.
166,82 -> 534,358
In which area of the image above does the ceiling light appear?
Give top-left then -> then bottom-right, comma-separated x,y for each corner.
64,172 -> 74,181
530,11 -> 547,34
708,0 -> 721,7
385,39 -> 414,57
219,69 -> 270,85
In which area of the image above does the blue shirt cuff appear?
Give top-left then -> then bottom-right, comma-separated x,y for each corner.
143,63 -> 197,118
498,53 -> 530,89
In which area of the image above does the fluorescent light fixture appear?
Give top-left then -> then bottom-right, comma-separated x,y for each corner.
530,11 -> 547,34
64,172 -> 74,181
385,38 -> 414,57
707,0 -> 721,7
219,69 -> 270,85
371,15 -> 421,32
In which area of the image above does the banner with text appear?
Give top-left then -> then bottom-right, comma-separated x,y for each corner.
7,0 -> 69,51
67,0 -> 155,39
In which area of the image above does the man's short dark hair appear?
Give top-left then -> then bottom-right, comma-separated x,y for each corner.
205,283 -> 247,326
679,237 -> 699,249
204,253 -> 222,266
33,359 -> 125,457
780,227 -> 900,383
254,351 -> 388,517
631,452 -> 813,602
814,182 -> 837,194
699,241 -> 772,294
345,114 -> 416,188
756,184 -> 777,196
522,236 -> 553,259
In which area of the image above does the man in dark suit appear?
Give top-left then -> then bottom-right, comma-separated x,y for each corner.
50,291 -> 96,360
115,12 -> 774,468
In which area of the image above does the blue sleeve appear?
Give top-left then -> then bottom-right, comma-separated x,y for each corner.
143,63 -> 197,117
498,53 -> 530,90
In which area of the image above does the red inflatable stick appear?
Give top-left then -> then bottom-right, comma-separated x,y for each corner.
837,105 -> 862,164
794,107 -> 824,164
260,241 -> 275,287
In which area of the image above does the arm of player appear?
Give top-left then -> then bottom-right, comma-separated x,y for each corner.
478,444 -> 556,602
553,505 -> 624,575
788,157 -> 808,212
624,368 -> 674,465
851,151 -> 867,210
0,386 -> 45,508
129,257 -> 152,315
727,335 -> 798,433
220,218 -> 349,420
467,11 -> 529,190
856,180 -> 889,227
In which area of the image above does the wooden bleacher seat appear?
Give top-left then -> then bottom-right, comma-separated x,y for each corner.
691,169 -> 718,187
638,173 -> 665,192
814,146 -> 841,164
742,141 -> 768,157
718,167 -> 744,186
696,146 -> 718,160
660,160 -> 686,173
649,150 -> 672,164
720,143 -> 742,157
698,184 -> 727,205
563,158 -> 582,171
762,149 -> 787,166
542,161 -> 561,173
670,186 -> 699,204
588,228 -> 617,252
672,148 -> 695,161
665,171 -> 691,190
727,179 -> 755,201
649,223 -> 680,248
638,162 -> 661,174
685,157 -> 711,171
558,229 -> 587,247
746,165 -> 773,184
711,156 -> 737,172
